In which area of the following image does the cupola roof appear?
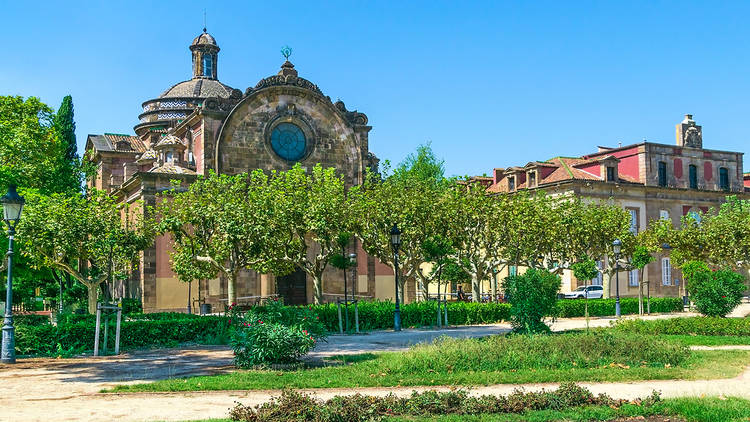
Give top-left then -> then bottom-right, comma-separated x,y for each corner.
191,30 -> 217,47
154,134 -> 186,150
136,149 -> 158,164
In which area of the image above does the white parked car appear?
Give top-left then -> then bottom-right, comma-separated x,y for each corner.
564,285 -> 604,299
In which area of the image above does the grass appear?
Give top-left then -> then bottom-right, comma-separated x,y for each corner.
106,333 -> 750,393
383,397 -> 750,421
173,397 -> 750,422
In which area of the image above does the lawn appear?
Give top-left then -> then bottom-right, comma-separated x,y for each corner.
107,332 -> 750,393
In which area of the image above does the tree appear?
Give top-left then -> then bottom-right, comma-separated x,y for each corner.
447,182 -> 513,302
571,258 -> 600,331
269,164 -> 355,304
17,190 -> 152,314
157,171 -> 286,306
353,146 -> 451,303
0,96 -> 74,194
52,95 -> 83,193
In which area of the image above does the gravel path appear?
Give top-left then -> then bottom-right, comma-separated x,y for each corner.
1,309 -> 748,422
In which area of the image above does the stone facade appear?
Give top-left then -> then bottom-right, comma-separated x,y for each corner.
86,31 -> 387,312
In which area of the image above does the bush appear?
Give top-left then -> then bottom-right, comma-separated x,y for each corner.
683,261 -> 746,317
229,383 -> 657,422
231,322 -> 315,368
229,299 -> 325,367
613,317 -> 750,336
502,269 -> 561,334
120,298 -> 143,314
15,315 -> 228,356
555,297 -> 683,318
309,300 -> 511,332
397,331 -> 690,373
13,314 -> 50,326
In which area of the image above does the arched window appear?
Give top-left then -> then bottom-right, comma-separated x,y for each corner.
202,54 -> 213,77
689,165 -> 697,189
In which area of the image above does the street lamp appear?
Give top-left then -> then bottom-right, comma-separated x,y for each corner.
612,239 -> 622,318
1,185 -> 25,364
390,224 -> 402,332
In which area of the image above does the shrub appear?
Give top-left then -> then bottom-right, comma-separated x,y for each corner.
228,383 -> 657,422
502,269 -> 561,334
231,322 -> 315,368
310,300 -> 511,332
13,314 -> 50,326
15,316 -> 228,356
121,298 -> 142,314
613,317 -> 750,336
683,261 -> 746,317
229,299 -> 325,367
555,297 -> 683,318
397,331 -> 690,373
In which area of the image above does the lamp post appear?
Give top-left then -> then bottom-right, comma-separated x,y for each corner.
390,224 -> 402,332
612,239 -> 622,318
1,185 -> 25,364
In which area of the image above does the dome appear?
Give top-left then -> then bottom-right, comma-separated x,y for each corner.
192,31 -> 217,47
154,134 -> 185,150
136,149 -> 158,164
159,78 -> 237,99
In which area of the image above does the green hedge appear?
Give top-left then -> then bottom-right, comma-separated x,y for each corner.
15,316 -> 228,356
613,317 -> 750,336
309,301 -> 511,331
554,297 -> 683,318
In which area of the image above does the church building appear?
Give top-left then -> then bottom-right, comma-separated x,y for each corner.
86,30 -> 393,312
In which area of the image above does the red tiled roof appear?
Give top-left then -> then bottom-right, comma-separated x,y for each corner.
485,156 -> 643,193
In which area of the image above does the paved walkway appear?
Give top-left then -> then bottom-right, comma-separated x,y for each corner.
1,309 -> 748,422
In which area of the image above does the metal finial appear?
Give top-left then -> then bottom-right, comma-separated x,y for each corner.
281,45 -> 292,60
203,10 -> 207,33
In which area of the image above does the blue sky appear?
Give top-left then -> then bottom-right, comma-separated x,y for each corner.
2,1 -> 749,176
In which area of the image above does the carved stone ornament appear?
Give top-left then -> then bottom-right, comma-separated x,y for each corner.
248,75 -> 325,96
684,126 -> 702,148
334,100 -> 368,126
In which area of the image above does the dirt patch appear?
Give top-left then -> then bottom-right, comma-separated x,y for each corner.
611,418 -> 686,422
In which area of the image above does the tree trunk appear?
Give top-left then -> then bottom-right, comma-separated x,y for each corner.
227,272 -> 237,306
418,277 -> 428,302
87,284 -> 99,314
312,273 -> 323,304
398,277 -> 405,304
471,274 -> 480,302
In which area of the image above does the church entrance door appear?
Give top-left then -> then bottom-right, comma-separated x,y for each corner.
276,268 -> 307,305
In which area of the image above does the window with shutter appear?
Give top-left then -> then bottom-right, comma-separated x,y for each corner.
591,261 -> 603,286
662,258 -> 671,286
629,269 -> 639,287
628,209 -> 638,234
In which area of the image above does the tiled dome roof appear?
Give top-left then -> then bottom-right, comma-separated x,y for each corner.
154,134 -> 185,150
159,78 -> 236,99
192,31 -> 217,46
136,149 -> 158,163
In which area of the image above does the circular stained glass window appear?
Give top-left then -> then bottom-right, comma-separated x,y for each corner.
270,122 -> 307,161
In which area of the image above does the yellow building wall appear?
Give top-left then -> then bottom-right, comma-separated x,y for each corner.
156,277 -> 200,311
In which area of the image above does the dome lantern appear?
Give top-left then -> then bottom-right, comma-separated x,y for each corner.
190,29 -> 220,80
